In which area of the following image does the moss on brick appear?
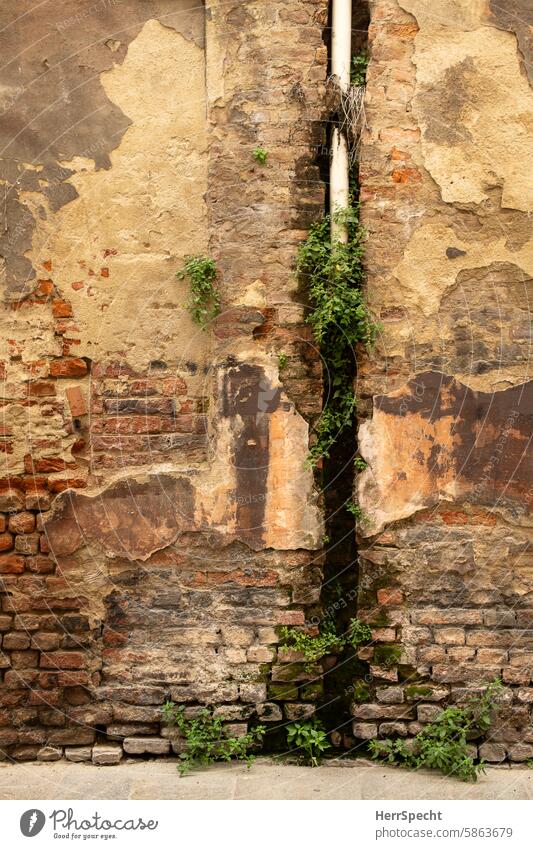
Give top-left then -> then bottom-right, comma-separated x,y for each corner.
373,644 -> 402,666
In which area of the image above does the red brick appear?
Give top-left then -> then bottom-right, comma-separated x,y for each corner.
27,381 -> 55,397
277,611 -> 305,625
0,554 -> 25,574
35,278 -> 53,296
8,512 -> 35,534
102,628 -> 128,647
160,377 -> 187,396
65,386 -> 88,417
440,510 -> 469,525
26,556 -> 54,574
30,633 -> 60,651
379,128 -> 420,144
103,397 -> 174,415
57,672 -> 90,686
28,690 -> 61,706
25,491 -> 51,511
2,632 -> 30,650
25,456 -> 72,473
391,167 -> 422,184
95,416 -> 163,434
50,358 -> 87,378
40,651 -> 86,670
11,650 -> 39,668
377,587 -> 404,606
52,300 -> 72,318
47,478 -> 87,493
0,515 -> 5,533
0,532 -> 13,551
14,533 -> 39,555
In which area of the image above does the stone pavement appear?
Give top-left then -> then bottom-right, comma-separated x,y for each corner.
0,758 -> 531,800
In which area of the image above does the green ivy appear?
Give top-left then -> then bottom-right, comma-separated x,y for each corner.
345,501 -> 368,523
278,352 -> 288,370
177,254 -> 220,330
161,702 -> 265,775
280,616 -> 371,671
252,147 -> 268,165
351,52 -> 368,87
296,206 -> 378,466
369,680 -> 503,782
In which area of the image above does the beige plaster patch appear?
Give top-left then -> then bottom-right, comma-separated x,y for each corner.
393,222 -> 533,316
405,18 -> 533,210
28,19 -> 210,373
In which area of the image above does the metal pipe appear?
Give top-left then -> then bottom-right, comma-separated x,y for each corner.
330,0 -> 352,242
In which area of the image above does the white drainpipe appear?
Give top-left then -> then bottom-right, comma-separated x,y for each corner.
330,0 -> 352,242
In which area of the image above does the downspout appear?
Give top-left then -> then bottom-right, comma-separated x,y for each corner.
330,0 -> 352,242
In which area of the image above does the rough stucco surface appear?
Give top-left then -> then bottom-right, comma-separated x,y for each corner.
0,0 -> 328,761
352,0 -> 533,753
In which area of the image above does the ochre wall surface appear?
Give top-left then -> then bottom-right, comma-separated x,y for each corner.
354,0 -> 532,761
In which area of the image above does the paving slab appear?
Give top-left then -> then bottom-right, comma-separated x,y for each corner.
0,757 -> 531,800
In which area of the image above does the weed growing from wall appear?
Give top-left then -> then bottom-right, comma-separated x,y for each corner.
369,680 -> 503,782
280,616 -> 371,671
350,51 -> 368,86
252,147 -> 268,164
296,205 -> 378,466
177,254 -> 220,329
286,717 -> 331,766
162,702 -> 265,775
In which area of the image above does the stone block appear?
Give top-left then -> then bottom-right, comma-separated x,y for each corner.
376,686 -> 404,704
48,728 -> 96,746
283,703 -> 315,721
417,704 -> 442,723
239,683 -> 267,703
434,628 -> 465,645
256,702 -> 282,721
92,744 -> 123,765
479,743 -> 507,763
123,737 -> 170,755
379,722 -> 407,737
65,746 -> 92,762
352,722 -> 378,740
508,743 -> 533,763
37,746 -> 62,761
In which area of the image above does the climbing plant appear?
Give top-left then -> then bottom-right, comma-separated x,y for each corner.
280,616 -> 371,671
350,51 -> 368,86
296,204 -> 378,465
177,254 -> 220,330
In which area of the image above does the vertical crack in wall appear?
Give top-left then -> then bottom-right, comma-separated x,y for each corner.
318,0 -> 371,744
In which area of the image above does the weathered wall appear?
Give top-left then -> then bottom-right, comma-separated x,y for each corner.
0,0 -> 329,761
1,0 -> 531,766
354,0 -> 533,761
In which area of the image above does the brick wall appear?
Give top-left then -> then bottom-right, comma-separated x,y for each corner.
0,0 -> 329,763
353,0 -> 533,762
